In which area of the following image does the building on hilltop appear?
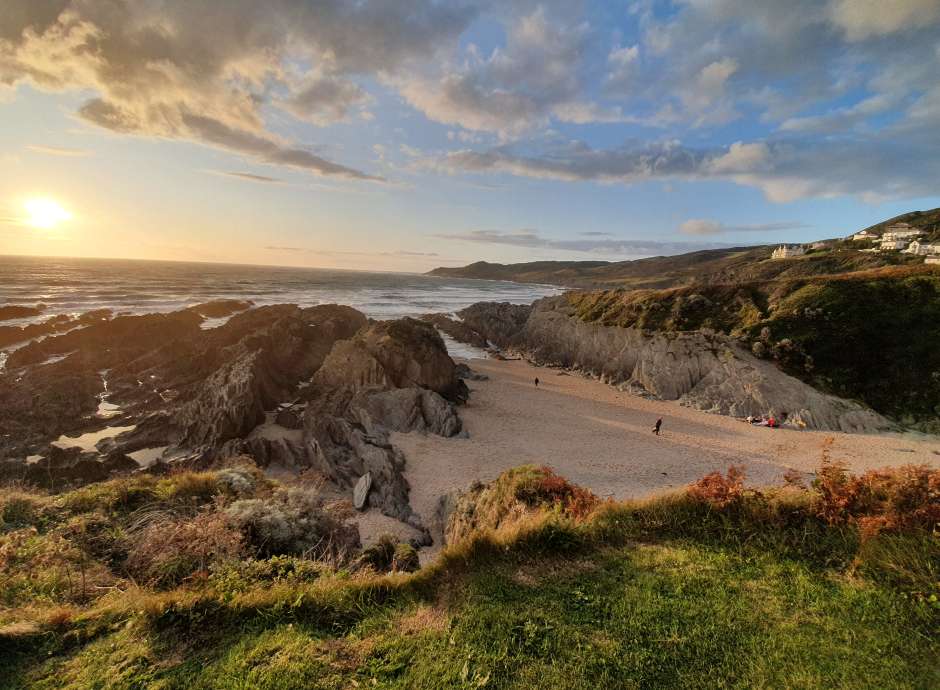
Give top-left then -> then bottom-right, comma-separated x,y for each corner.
904,240 -> 936,256
771,245 -> 805,259
883,228 -> 924,242
880,239 -> 909,251
852,230 -> 878,241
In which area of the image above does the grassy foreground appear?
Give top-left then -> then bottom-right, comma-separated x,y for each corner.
1,463 -> 937,689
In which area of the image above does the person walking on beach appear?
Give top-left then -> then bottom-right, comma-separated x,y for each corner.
653,418 -> 662,435
534,377 -> 540,387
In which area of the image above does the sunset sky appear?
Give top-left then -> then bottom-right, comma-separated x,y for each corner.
1,0 -> 939,271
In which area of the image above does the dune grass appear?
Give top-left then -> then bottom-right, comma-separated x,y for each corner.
1,464 -> 937,689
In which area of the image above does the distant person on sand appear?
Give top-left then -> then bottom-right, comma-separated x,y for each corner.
653,418 -> 662,435
534,377 -> 540,387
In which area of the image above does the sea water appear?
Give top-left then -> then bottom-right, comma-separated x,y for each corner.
0,255 -> 562,358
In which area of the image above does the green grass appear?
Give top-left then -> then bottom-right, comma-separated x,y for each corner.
5,538 -> 936,689
2,471 -> 937,689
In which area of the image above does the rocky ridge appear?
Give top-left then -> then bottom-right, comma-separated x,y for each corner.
0,305 -> 468,536
439,297 -> 894,433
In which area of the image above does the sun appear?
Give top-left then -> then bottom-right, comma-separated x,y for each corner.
24,198 -> 72,229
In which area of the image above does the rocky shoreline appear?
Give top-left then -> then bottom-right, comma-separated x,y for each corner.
0,302 -> 474,544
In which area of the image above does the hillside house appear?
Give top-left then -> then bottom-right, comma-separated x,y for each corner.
926,256 -> 940,265
852,230 -> 877,241
771,245 -> 805,259
883,228 -> 924,242
903,241 -> 940,256
879,239 -> 908,251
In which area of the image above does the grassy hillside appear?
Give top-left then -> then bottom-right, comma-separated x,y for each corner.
2,463 -> 937,689
429,238 -> 918,290
570,265 -> 940,428
428,208 -> 938,289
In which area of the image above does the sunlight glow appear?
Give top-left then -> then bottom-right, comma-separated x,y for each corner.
24,198 -> 71,229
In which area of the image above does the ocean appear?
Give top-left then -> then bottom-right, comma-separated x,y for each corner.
0,255 -> 561,359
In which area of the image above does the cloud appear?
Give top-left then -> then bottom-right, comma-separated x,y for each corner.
279,73 -> 372,126
397,7 -> 612,135
0,0 -> 475,180
679,219 -> 809,236
828,0 -> 940,40
429,123 -> 940,202
433,229 -> 728,257
25,144 -> 91,157
208,171 -> 283,184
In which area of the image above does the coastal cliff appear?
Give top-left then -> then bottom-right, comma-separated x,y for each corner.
447,297 -> 895,433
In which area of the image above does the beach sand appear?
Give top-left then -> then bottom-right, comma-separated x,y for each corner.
392,357 -> 940,547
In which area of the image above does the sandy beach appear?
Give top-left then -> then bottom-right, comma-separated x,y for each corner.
392,357 -> 940,541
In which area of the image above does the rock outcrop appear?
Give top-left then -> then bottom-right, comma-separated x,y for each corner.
444,297 -> 894,433
1,306 -> 467,538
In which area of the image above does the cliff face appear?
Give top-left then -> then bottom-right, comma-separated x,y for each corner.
453,297 -> 894,433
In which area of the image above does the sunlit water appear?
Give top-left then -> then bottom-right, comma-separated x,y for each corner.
0,255 -> 562,359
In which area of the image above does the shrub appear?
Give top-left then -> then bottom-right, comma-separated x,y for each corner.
516,466 -> 600,520
0,491 -> 44,531
814,461 -> 940,536
392,543 -> 420,572
687,465 -> 746,508
215,467 -> 257,495
124,510 -> 244,588
155,471 -> 220,504
355,535 -> 419,573
225,488 -> 359,561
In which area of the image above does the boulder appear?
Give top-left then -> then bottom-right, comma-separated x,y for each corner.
353,472 -> 372,510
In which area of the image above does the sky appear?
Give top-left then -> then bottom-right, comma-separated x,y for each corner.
1,0 -> 939,272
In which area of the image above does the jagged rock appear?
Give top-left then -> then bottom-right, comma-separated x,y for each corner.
275,406 -> 304,429
461,296 -> 895,433
312,318 -> 468,404
354,388 -> 462,437
457,302 -> 532,350
353,472 -> 372,510
420,313 -> 489,349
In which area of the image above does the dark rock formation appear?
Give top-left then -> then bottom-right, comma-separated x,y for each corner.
456,302 -> 532,350
420,313 -> 489,349
0,304 -> 46,322
185,299 -> 253,318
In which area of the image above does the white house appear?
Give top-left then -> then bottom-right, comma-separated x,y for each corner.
926,256 -> 940,265
771,245 -> 805,259
852,230 -> 877,241
883,228 -> 924,242
880,239 -> 908,251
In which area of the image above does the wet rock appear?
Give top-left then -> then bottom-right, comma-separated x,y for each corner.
0,304 -> 46,322
185,299 -> 254,318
